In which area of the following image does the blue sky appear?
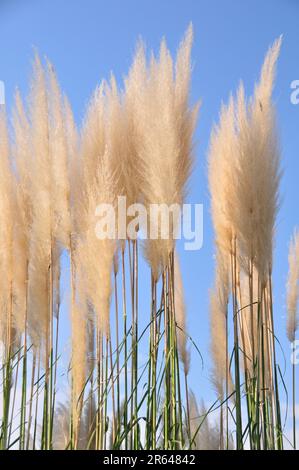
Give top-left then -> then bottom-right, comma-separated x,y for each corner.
1,0 -> 298,433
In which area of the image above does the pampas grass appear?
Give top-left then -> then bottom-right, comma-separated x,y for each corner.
210,250 -> 229,398
27,53 -> 52,353
12,91 -> 31,338
0,107 -> 14,451
209,37 -> 283,450
174,251 -> 190,377
0,28 -> 295,452
137,25 -> 198,268
0,108 -> 13,351
188,392 -> 234,450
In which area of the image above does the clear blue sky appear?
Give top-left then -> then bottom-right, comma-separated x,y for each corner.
1,0 -> 298,430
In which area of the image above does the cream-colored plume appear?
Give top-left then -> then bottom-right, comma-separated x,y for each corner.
231,38 -> 282,283
129,24 -> 199,271
47,61 -> 71,249
0,108 -> 13,350
210,249 -> 231,398
12,90 -> 32,336
188,392 -> 234,450
174,251 -> 190,375
79,83 -> 117,336
71,294 -> 88,436
123,41 -> 147,209
208,96 -> 236,256
27,53 -> 52,352
239,267 -> 259,376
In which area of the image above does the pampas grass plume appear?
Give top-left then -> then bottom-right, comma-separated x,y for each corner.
174,251 -> 190,375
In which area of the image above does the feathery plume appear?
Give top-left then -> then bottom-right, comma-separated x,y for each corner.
174,24 -> 199,204
53,394 -> 96,450
132,25 -> 198,271
47,60 -> 71,249
231,38 -> 282,282
174,251 -> 190,375
239,268 -> 259,375
47,62 -> 72,321
27,53 -> 52,354
209,249 -> 230,397
12,90 -> 32,335
209,37 -> 282,282
0,107 -> 13,349
80,83 -> 117,336
188,392 -> 233,450
105,74 -> 125,203
80,83 -> 106,190
208,97 -> 236,256
123,41 -> 147,209
64,95 -> 80,249
78,392 -> 96,450
71,295 -> 88,436
52,402 -> 70,450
